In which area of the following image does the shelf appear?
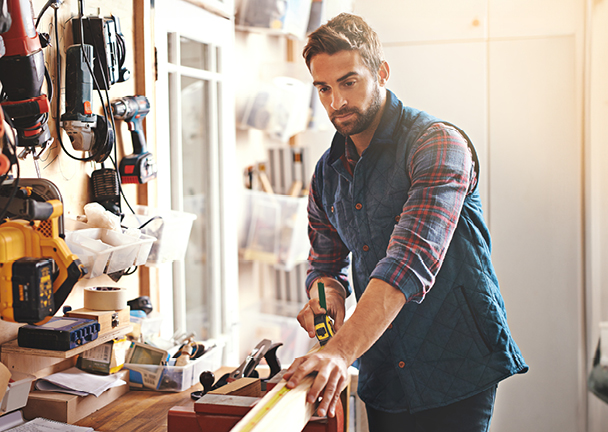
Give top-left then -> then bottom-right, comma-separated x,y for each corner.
1,324 -> 133,359
235,24 -> 301,39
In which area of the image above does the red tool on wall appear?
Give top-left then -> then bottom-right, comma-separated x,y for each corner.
0,0 -> 53,164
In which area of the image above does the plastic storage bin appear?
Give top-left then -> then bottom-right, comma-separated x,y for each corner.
236,0 -> 312,39
124,340 -> 223,392
0,371 -> 35,415
65,228 -> 155,278
240,190 -> 309,271
129,313 -> 163,342
122,206 -> 196,266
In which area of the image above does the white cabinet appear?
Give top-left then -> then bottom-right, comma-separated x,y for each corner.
489,35 -> 582,432
354,0 -> 487,43
488,0 -> 583,38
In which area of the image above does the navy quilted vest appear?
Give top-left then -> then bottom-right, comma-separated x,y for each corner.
314,90 -> 528,413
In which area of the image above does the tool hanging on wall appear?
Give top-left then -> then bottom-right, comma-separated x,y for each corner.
0,0 -> 53,165
71,13 -> 130,90
0,178 -> 87,324
90,167 -> 121,216
60,44 -> 114,163
111,95 -> 157,184
0,107 -> 17,177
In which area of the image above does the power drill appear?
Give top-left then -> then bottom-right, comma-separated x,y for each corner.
60,44 -> 114,163
111,96 -> 157,184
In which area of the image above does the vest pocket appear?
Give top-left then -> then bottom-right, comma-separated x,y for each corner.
455,286 -> 493,355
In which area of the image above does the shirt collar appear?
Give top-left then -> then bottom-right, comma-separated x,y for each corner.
327,89 -> 402,165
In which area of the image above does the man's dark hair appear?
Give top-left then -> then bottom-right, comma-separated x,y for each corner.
303,13 -> 384,74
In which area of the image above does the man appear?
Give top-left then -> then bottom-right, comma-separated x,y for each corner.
282,13 -> 528,432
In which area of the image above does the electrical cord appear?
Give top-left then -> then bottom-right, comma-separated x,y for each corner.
82,14 -> 134,217
53,8 -> 110,163
42,0 -> 135,218
35,0 -> 59,29
137,215 -> 162,230
0,108 -> 21,224
109,155 -> 135,215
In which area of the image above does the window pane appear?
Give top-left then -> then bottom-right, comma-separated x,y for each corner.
215,46 -> 221,73
181,76 -> 212,338
168,33 -> 176,64
180,37 -> 210,71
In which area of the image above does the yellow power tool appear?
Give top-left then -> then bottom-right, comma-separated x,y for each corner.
0,181 -> 87,324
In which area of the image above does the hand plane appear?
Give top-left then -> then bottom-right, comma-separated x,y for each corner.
191,339 -> 282,400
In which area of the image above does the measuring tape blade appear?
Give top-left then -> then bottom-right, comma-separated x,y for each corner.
238,385 -> 291,432
232,376 -> 316,432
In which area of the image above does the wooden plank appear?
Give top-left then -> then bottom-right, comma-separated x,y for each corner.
0,354 -> 77,379
229,376 -> 317,432
1,324 -> 132,358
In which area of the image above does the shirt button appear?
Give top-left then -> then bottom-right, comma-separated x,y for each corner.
355,203 -> 362,210
395,215 -> 401,222
398,361 -> 405,368
362,245 -> 369,252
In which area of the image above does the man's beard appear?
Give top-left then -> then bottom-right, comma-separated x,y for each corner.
330,85 -> 382,137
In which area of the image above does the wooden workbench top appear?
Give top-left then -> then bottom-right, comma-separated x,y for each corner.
74,367 -> 235,432
74,383 -> 202,432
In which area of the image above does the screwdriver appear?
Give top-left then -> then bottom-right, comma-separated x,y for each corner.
314,282 -> 335,346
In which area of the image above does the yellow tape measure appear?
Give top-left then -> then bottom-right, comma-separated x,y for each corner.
239,385 -> 291,432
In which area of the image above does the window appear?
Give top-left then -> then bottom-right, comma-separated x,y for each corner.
154,0 -> 238,361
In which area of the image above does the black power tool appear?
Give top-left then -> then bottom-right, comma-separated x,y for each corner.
111,95 -> 157,184
60,44 -> 114,163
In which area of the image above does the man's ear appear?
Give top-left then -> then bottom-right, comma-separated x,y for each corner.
378,61 -> 390,86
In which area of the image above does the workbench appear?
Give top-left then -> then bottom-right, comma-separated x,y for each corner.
74,383 -> 202,432
73,369 -> 351,432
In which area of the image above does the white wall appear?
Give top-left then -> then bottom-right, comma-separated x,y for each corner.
586,0 -> 608,429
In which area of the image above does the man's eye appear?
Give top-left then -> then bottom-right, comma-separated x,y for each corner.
318,87 -> 329,93
344,81 -> 355,87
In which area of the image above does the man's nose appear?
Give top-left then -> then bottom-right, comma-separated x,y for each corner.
331,90 -> 347,111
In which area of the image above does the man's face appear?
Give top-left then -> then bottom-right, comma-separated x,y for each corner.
310,50 -> 384,137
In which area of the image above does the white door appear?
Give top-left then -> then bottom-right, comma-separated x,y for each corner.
154,0 -> 239,363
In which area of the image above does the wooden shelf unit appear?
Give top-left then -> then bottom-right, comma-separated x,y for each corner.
0,324 -> 133,378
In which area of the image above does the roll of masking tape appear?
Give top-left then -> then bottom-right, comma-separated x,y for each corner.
84,287 -> 128,310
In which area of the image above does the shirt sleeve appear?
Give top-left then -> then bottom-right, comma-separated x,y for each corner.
305,169 -> 351,298
370,123 -> 473,303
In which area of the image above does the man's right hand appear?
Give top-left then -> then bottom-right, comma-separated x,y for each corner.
297,278 -> 347,339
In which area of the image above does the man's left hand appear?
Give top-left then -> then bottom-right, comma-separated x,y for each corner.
282,346 -> 349,418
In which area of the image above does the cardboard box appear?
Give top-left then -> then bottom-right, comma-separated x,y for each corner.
22,369 -> 129,424
0,371 -> 35,415
78,337 -> 131,375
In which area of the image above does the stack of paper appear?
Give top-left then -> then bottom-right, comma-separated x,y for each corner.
7,417 -> 94,431
35,367 -> 125,397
